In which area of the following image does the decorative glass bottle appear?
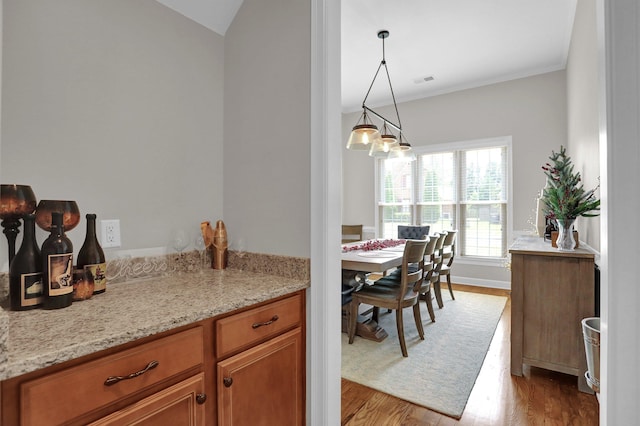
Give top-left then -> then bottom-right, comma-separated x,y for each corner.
77,213 -> 107,294
41,211 -> 74,309
9,214 -> 42,310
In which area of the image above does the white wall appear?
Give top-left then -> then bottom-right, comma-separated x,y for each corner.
567,0 -> 601,252
343,71 -> 567,285
0,0 -> 224,270
599,0 -> 640,422
223,0 -> 311,257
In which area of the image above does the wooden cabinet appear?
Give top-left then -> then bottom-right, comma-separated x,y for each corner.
509,237 -> 595,393
3,326 -> 208,426
90,373 -> 206,426
216,293 -> 304,426
1,290 -> 305,425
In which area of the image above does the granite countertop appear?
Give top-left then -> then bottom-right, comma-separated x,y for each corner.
0,268 -> 309,381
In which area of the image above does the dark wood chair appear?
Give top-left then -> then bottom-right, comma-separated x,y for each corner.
347,239 -> 428,357
342,224 -> 364,244
376,236 -> 438,323
429,232 -> 447,308
434,230 -> 457,308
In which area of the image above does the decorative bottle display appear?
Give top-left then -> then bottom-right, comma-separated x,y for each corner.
77,213 -> 107,294
41,211 -> 74,309
9,214 -> 42,310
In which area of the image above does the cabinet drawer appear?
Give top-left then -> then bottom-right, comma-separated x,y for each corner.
20,326 -> 204,426
216,293 -> 302,358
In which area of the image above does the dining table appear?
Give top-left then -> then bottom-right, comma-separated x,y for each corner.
341,239 -> 406,342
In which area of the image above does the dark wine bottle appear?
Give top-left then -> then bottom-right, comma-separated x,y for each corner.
41,211 -> 74,309
9,214 -> 42,310
77,213 -> 107,294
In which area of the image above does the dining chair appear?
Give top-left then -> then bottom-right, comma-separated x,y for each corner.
342,224 -> 364,244
374,235 -> 438,323
347,239 -> 428,357
434,230 -> 458,308
429,232 -> 447,308
397,225 -> 430,240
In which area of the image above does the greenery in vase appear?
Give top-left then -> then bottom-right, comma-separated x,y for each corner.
541,145 -> 600,221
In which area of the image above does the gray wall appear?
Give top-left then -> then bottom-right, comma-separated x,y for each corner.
566,0 -> 601,251
223,0 -> 311,257
343,71 -> 567,286
0,0 -> 224,270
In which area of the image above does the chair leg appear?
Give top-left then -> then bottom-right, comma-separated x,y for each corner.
412,303 -> 425,340
348,301 -> 359,344
424,290 -> 436,322
434,278 -> 444,309
395,308 -> 408,357
372,306 -> 380,323
447,274 -> 455,300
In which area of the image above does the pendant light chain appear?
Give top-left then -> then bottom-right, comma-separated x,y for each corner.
360,32 -> 403,133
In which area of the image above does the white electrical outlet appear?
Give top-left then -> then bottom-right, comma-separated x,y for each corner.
101,219 -> 121,248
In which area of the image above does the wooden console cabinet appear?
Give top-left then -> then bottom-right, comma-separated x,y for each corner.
510,237 -> 595,393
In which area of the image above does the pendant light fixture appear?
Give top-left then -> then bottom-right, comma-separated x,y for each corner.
368,122 -> 398,157
346,30 -> 413,160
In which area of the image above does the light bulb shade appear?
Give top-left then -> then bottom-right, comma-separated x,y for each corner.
388,139 -> 416,161
369,133 -> 399,157
346,123 -> 381,150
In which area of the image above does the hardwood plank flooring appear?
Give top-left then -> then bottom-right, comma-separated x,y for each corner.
341,284 -> 600,425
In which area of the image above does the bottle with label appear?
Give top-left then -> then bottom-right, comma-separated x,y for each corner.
9,213 -> 42,310
77,213 -> 107,294
41,211 -> 74,309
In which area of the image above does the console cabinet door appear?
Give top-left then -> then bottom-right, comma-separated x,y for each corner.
217,328 -> 303,426
90,373 -> 206,426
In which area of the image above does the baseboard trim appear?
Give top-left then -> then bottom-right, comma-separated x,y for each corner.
450,275 -> 511,290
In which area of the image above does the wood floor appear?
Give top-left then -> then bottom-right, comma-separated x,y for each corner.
341,284 -> 600,425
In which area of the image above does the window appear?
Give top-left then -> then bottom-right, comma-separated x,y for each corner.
376,138 -> 510,260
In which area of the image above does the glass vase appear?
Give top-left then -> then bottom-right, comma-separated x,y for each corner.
556,218 -> 576,251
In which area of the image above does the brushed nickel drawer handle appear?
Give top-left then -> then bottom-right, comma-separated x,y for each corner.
104,360 -> 159,386
252,315 -> 279,329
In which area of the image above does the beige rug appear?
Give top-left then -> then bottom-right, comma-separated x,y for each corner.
341,290 -> 507,419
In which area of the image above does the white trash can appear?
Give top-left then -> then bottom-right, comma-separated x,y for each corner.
581,317 -> 600,393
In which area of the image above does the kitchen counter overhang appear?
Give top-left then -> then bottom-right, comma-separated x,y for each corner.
0,269 -> 309,380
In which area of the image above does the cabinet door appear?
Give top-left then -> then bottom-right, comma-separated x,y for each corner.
217,328 -> 303,426
90,373 -> 206,426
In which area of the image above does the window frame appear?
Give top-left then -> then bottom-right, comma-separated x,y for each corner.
374,136 -> 513,266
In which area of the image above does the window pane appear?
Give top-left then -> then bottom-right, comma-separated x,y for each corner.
461,147 -> 506,202
378,158 -> 414,238
379,159 -> 413,203
461,203 -> 506,257
418,152 -> 455,203
379,205 -> 412,239
418,204 -> 456,233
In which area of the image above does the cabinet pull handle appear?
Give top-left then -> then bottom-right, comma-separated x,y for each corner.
252,315 -> 279,329
104,360 -> 159,386
196,393 -> 207,404
223,377 -> 233,387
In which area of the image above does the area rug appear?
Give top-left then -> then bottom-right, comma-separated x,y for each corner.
341,290 -> 507,419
